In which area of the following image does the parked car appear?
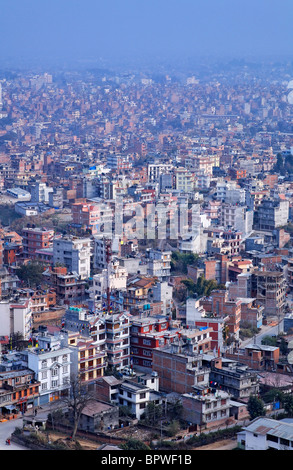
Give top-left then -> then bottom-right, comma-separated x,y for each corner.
122,367 -> 136,377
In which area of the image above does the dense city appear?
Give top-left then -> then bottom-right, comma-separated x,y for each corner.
0,58 -> 293,452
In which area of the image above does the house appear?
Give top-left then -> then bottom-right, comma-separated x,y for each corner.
0,368 -> 40,416
78,400 -> 119,432
224,344 -> 280,371
118,378 -> 163,419
238,417 -> 293,450
23,327 -> 71,405
181,387 -> 232,431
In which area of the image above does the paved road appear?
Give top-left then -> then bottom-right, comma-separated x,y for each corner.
240,319 -> 284,348
0,418 -> 29,450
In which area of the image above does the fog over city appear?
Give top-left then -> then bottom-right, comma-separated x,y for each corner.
0,0 -> 293,70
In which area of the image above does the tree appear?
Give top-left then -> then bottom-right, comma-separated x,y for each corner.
120,439 -> 150,450
284,395 -> 293,417
181,275 -> 222,298
247,395 -> 266,420
63,373 -> 93,439
17,261 -> 46,287
142,402 -> 163,426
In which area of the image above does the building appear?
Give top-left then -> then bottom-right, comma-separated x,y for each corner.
146,249 -> 171,281
224,344 -> 280,371
53,236 -> 91,279
43,266 -> 87,305
253,270 -> 286,318
78,400 -> 119,432
238,417 -> 293,450
0,298 -> 33,340
30,182 -> 53,203
0,368 -> 40,416
254,196 -> 289,231
22,227 -> 54,259
91,260 -> 127,309
24,327 -> 71,405
66,334 -> 107,385
118,378 -> 162,420
105,312 -> 131,371
152,341 -> 211,394
130,314 -> 178,370
208,357 -> 259,400
71,202 -> 100,234
181,388 -> 231,431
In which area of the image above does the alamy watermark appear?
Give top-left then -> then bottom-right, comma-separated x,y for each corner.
93,198 -> 202,241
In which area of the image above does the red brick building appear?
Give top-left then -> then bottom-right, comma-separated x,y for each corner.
22,227 -> 54,259
130,315 -> 179,369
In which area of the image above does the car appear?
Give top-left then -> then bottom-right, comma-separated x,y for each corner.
122,367 -> 136,377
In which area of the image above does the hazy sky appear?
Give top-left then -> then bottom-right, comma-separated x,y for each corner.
0,0 -> 292,66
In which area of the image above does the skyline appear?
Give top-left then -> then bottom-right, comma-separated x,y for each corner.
0,0 -> 293,68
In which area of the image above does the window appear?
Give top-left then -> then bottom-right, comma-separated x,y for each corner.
267,434 -> 278,443
280,438 -> 290,447
52,380 -> 58,388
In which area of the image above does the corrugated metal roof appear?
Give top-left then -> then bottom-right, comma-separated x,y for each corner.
245,418 -> 293,440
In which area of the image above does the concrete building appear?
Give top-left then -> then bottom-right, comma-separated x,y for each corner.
22,226 -> 54,259
78,400 -> 119,432
254,196 -> 289,231
53,236 -> 91,279
0,298 -> 33,340
118,379 -> 162,419
182,388 -> 231,431
24,327 -> 71,405
253,270 -> 286,318
238,417 -> 293,451
30,182 -> 53,204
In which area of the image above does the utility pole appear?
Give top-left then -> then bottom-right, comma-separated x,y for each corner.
105,238 -> 112,314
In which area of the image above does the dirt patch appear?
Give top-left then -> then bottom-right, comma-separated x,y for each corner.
192,438 -> 237,450
47,431 -> 102,450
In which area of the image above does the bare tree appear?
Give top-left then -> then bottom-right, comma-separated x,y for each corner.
63,373 -> 93,440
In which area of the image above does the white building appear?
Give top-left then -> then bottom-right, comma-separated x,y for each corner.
30,182 -> 53,204
215,180 -> 245,204
147,163 -> 174,183
53,236 -> 91,279
146,249 -> 171,281
118,379 -> 162,419
150,281 -> 173,316
0,298 -> 33,340
25,328 -> 71,405
238,417 -> 293,450
91,260 -> 127,308
220,204 -> 253,236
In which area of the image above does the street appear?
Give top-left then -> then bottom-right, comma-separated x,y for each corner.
240,319 -> 284,348
0,418 -> 29,450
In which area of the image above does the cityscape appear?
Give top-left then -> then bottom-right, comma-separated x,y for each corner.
0,0 -> 293,455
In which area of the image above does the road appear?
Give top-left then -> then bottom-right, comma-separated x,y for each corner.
0,417 -> 29,450
240,319 -> 284,348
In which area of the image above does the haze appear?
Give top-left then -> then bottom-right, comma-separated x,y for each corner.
0,0 -> 292,67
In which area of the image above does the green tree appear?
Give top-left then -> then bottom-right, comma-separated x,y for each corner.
247,395 -> 266,420
120,439 -> 150,450
284,395 -> 293,417
261,335 -> 277,347
17,261 -> 47,287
